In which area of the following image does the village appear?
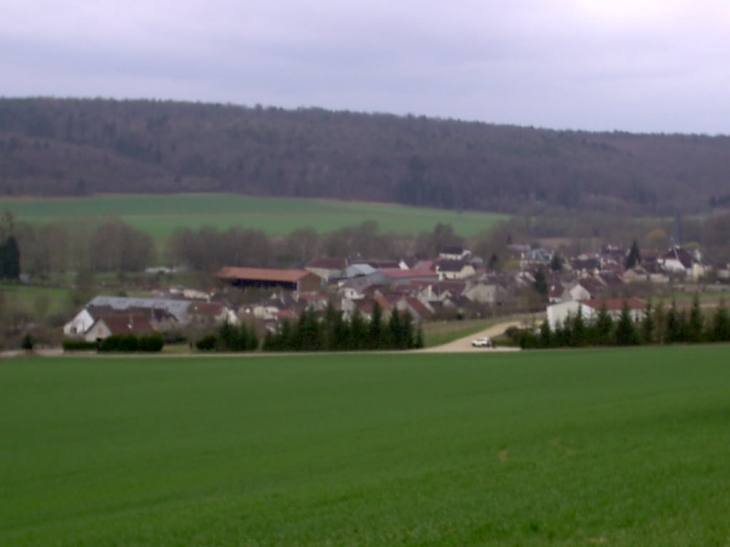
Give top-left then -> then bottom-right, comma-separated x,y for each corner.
63,241 -> 729,347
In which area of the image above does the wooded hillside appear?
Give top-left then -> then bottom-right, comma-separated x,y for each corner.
1,97 -> 729,215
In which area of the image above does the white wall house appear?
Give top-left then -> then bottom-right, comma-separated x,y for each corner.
63,309 -> 95,336
547,299 -> 647,331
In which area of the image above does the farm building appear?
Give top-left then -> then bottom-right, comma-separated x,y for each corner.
84,314 -> 156,342
63,296 -> 191,336
547,298 -> 647,330
305,257 -> 348,281
217,266 -> 323,292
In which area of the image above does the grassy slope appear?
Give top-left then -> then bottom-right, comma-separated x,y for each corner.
2,347 -> 730,546
0,194 -> 508,238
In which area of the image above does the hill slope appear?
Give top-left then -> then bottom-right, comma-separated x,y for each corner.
1,97 -> 729,214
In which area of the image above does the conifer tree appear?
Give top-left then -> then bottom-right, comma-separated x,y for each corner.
625,239 -> 641,269
329,305 -> 349,351
552,318 -> 569,348
615,300 -> 640,346
711,299 -> 730,342
402,312 -> 416,349
550,253 -> 563,272
533,268 -> 549,302
4,236 -> 20,281
665,299 -> 683,344
640,299 -> 655,344
414,324 -> 425,349
571,306 -> 587,347
368,301 -> 384,349
323,301 -> 339,350
297,308 -> 323,351
349,308 -> 367,350
539,320 -> 552,348
653,301 -> 666,344
279,320 -> 293,351
594,303 -> 614,346
687,293 -> 704,343
387,307 -> 402,349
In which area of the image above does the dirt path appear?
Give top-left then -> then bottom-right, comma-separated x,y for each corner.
417,320 -> 524,353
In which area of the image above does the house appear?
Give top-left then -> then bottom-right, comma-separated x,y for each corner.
342,297 -> 392,322
657,247 -> 693,275
380,268 -> 439,286
305,257 -> 348,281
435,260 -> 476,280
394,296 -> 434,322
547,298 -> 647,330
217,266 -> 323,292
570,256 -> 602,274
439,247 -> 471,261
83,314 -> 156,342
561,277 -> 605,302
341,263 -> 377,279
187,302 -> 233,326
63,296 -> 192,337
463,283 -> 513,306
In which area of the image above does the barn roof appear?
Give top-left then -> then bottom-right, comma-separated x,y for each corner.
87,296 -> 191,323
94,314 -> 156,335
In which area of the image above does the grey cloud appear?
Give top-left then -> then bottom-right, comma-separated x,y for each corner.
1,0 -> 729,133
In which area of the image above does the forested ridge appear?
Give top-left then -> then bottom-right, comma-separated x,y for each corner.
1,97 -> 729,215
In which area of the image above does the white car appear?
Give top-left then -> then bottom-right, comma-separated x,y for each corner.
471,337 -> 493,348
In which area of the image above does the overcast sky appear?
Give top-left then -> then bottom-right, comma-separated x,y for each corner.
2,0 -> 729,134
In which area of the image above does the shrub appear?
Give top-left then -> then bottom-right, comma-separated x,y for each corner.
100,334 -> 138,352
137,334 -> 164,352
21,333 -> 34,351
98,333 -> 164,353
62,339 -> 97,352
195,334 -> 218,351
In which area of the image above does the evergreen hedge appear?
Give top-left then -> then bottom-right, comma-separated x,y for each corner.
99,333 -> 164,353
195,323 -> 259,352
262,302 -> 424,352
519,295 -> 730,350
62,339 -> 97,352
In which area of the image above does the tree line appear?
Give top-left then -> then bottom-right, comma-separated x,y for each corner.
262,303 -> 424,352
11,209 -> 730,281
3,97 -> 730,215
191,302 -> 424,353
12,217 -> 153,279
518,296 -> 730,349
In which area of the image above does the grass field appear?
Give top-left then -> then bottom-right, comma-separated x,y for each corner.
0,194 -> 508,239
0,284 -> 73,316
2,347 -> 730,546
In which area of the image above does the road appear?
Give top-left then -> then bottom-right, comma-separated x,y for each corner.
417,320 -> 523,353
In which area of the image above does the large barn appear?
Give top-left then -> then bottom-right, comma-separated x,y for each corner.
217,267 -> 323,292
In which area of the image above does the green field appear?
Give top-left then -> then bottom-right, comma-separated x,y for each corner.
0,284 -> 73,316
2,347 -> 729,546
0,194 -> 508,239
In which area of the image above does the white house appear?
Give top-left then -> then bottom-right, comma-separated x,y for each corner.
63,308 -> 96,336
439,247 -> 471,261
435,260 -> 476,281
547,298 -> 647,330
63,296 -> 194,337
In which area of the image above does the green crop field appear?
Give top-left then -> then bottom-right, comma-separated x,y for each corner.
2,347 -> 730,546
0,194 -> 508,239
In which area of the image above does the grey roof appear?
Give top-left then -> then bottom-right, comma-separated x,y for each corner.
87,296 -> 192,324
342,264 -> 377,278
